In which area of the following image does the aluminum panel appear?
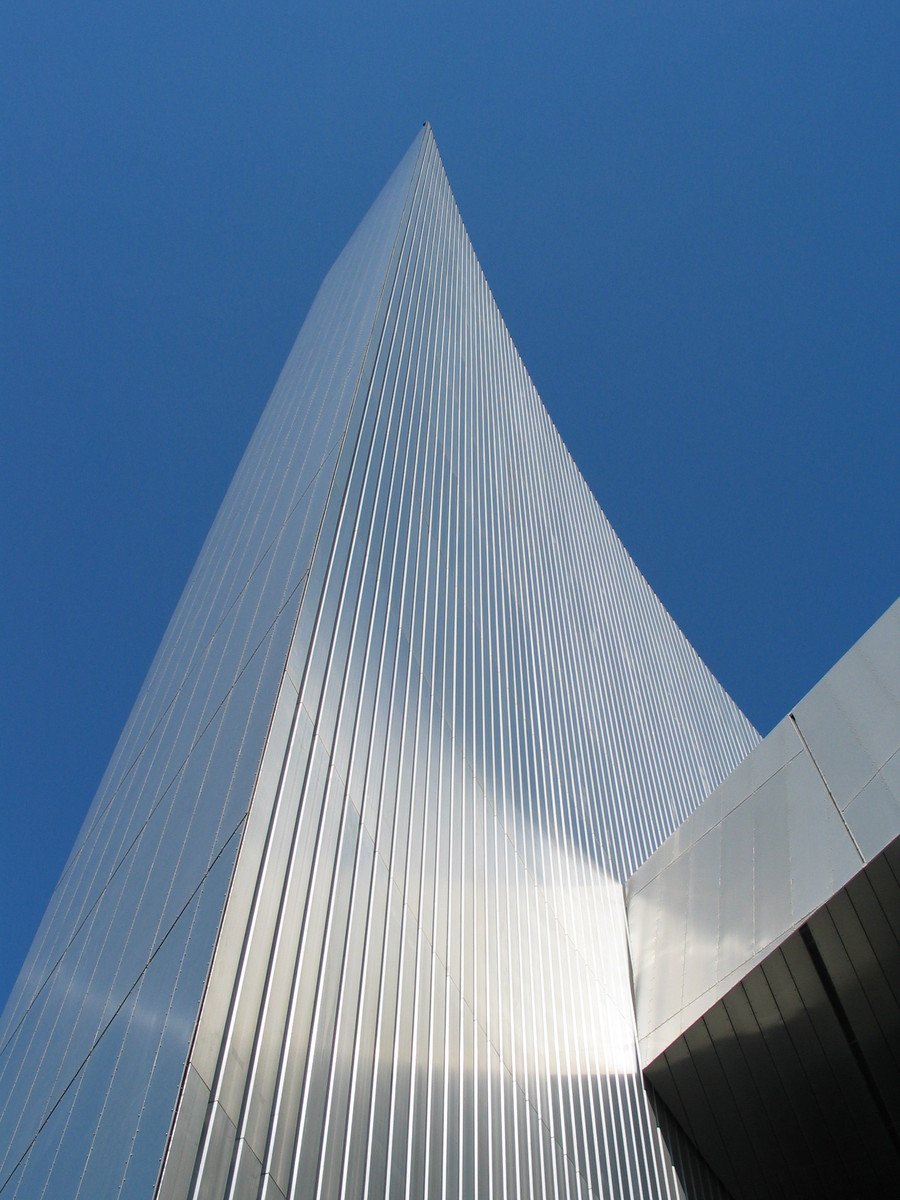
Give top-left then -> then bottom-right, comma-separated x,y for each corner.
630,606 -> 898,1070
716,790 -> 756,983
683,824 -> 722,1011
844,764 -> 900,860
793,601 -> 900,809
752,756 -> 793,951
646,838 -> 900,1200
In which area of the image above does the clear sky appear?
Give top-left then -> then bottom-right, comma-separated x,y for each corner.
1,2 -> 897,1006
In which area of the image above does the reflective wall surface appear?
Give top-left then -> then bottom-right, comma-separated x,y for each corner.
159,128 -> 756,1200
0,136 -> 423,1200
2,126 -> 759,1200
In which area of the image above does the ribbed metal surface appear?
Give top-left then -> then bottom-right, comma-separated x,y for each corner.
0,135 -> 423,1200
158,128 -> 757,1199
1,126 -> 759,1199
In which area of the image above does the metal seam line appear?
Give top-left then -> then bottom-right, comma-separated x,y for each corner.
788,712 -> 865,863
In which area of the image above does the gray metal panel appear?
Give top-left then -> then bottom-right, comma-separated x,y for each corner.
793,601 -> 900,811
717,784 -> 756,981
844,757 -> 900,859
629,601 -> 899,1067
645,839 -> 900,1199
783,750 -> 860,921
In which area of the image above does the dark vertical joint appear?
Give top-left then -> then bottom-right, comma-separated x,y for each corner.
799,923 -> 900,1154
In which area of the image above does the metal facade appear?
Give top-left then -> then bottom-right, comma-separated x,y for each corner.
626,600 -> 900,1197
1,127 -> 758,1199
642,837 -> 900,1198
628,598 -> 900,1068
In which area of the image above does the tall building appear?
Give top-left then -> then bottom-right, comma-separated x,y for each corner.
0,125 -> 764,1198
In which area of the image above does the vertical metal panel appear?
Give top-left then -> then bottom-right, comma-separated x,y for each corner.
687,825 -> 721,995
793,601 -> 900,810
844,758 -> 900,859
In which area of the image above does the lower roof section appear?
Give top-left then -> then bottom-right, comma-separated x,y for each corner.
647,833 -> 900,1198
628,599 -> 900,1067
627,598 -> 900,1195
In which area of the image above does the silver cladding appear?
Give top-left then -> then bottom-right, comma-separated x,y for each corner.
1,127 -> 759,1200
0,133 -> 425,1200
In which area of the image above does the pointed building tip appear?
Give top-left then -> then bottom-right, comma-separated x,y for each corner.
420,121 -> 438,155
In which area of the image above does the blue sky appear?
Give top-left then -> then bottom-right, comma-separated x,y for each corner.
1,2 -> 897,1005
